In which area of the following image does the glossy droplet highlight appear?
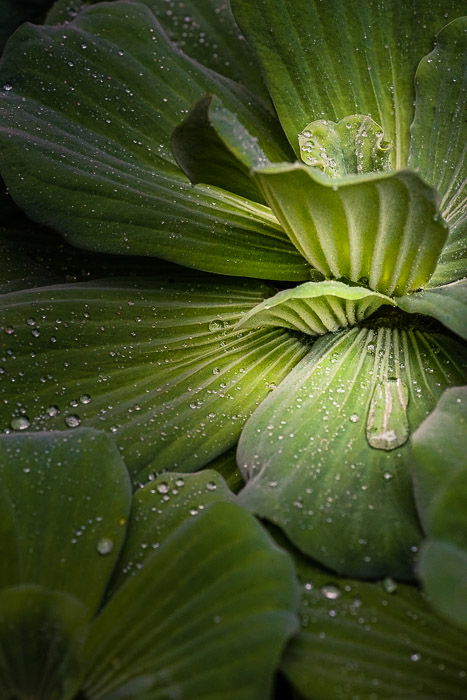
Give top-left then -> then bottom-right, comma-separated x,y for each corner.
65,414 -> 81,428
320,584 -> 341,600
366,379 -> 409,451
209,319 -> 223,332
97,538 -> 114,555
10,416 -> 30,431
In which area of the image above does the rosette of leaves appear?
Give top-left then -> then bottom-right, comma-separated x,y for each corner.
0,427 -> 298,699
0,0 -> 466,585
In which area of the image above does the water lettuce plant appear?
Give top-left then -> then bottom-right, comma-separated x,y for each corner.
0,0 -> 466,697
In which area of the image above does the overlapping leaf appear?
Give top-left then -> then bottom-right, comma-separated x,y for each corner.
412,386 -> 467,628
397,279 -> 467,341
409,17 -> 467,288
232,0 -> 462,166
0,585 -> 88,700
81,502 -> 299,700
0,429 -> 131,616
253,164 -> 448,296
238,325 -> 467,578
281,554 -> 467,699
0,1 -> 308,281
237,280 -> 395,335
0,277 -> 309,480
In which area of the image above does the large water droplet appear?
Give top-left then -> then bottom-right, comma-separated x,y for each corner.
366,379 -> 409,450
320,583 -> 341,600
10,416 -> 30,431
97,538 -> 114,555
65,414 -> 81,428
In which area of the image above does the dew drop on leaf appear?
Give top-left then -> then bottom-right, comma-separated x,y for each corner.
320,584 -> 341,600
97,537 -> 114,555
64,414 -> 81,428
10,416 -> 30,431
366,379 -> 409,450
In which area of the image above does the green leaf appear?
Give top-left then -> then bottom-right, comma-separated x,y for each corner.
281,556 -> 467,699
111,470 -> 235,592
172,94 -> 267,202
411,386 -> 467,628
204,447 -> 245,493
397,279 -> 467,340
254,163 -> 448,296
237,325 -> 467,578
411,385 -> 467,528
237,280 -> 395,335
409,16 -> 467,288
232,0 -> 461,166
0,585 -> 88,700
0,1 -> 308,282
46,0 -> 270,101
0,228 -> 58,293
0,429 -> 131,616
0,278 -> 309,480
418,540 -> 467,631
81,502 -> 299,700
298,114 -> 392,176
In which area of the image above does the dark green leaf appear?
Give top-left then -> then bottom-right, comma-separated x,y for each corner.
281,556 -> 467,699
0,585 -> 88,700
0,429 -> 131,616
172,94 -> 267,202
0,1 -> 306,281
81,502 -> 299,700
111,470 -> 234,591
232,0 -> 461,165
409,17 -> 467,287
397,279 -> 467,340
237,280 -> 395,335
418,540 -> 467,631
253,164 -> 447,296
238,325 -> 467,578
0,278 -> 309,480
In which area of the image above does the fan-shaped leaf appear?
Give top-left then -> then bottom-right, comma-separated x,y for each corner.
232,0 -> 461,166
397,279 -> 467,340
0,278 -> 309,480
281,557 -> 467,699
0,1 -> 307,281
81,503 -> 299,700
0,429 -> 131,616
237,280 -> 395,335
254,163 -> 448,296
237,325 -> 467,578
0,585 -> 88,700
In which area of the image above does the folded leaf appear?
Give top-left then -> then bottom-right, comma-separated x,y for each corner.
81,503 -> 299,700
397,279 -> 467,340
0,278 -> 309,480
232,0 -> 461,166
0,429 -> 131,617
0,585 -> 88,700
238,325 -> 467,578
237,280 -> 395,335
0,1 -> 307,281
172,94 -> 267,202
281,556 -> 467,699
111,470 -> 235,592
254,163 -> 448,296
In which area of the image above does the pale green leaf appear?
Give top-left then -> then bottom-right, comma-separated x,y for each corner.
0,278 -> 309,480
81,503 -> 299,700
237,280 -> 395,335
238,325 -> 467,578
0,429 -> 131,616
0,585 -> 88,700
254,163 -> 448,296
232,0 -> 461,166
0,1 -> 307,281
397,279 -> 467,340
281,556 -> 467,699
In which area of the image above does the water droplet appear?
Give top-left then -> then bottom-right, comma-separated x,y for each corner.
320,584 -> 341,600
79,394 -> 91,404
156,482 -> 169,494
410,652 -> 421,662
366,379 -> 409,450
3,84 -> 12,91
349,413 -> 359,423
65,415 -> 81,428
206,481 -> 217,491
383,577 -> 397,593
209,319 -> 223,332
97,538 -> 114,555
10,416 -> 30,431
46,405 -> 60,417
383,471 -> 394,481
